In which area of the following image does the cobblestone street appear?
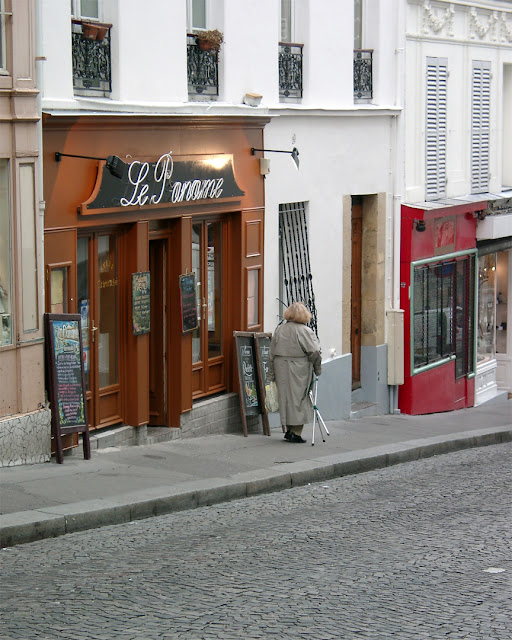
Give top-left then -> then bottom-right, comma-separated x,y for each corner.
1,443 -> 511,640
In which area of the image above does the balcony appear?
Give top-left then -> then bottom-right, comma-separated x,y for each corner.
353,49 -> 373,100
279,42 -> 303,100
72,20 -> 112,94
187,34 -> 219,97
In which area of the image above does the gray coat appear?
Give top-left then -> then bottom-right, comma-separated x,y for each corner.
267,321 -> 322,426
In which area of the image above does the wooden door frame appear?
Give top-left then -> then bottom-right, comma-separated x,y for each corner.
351,197 -> 363,388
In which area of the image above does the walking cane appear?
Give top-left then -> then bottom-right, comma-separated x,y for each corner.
308,376 -> 330,446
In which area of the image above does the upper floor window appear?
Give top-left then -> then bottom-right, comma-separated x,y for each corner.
471,60 -> 491,194
281,0 -> 293,42
71,0 -> 99,19
354,0 -> 363,50
188,0 -> 206,30
425,57 -> 448,201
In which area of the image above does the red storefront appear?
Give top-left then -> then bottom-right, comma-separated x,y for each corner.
399,200 -> 486,415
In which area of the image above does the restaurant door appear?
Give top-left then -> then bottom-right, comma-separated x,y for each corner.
191,219 -> 225,398
77,232 -> 122,429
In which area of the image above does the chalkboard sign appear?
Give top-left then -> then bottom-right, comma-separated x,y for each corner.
234,331 -> 271,437
254,333 -> 272,436
179,273 -> 198,333
132,271 -> 151,335
44,313 -> 91,464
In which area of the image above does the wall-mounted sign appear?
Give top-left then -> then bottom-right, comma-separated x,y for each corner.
179,273 -> 198,334
132,272 -> 151,335
82,152 -> 245,213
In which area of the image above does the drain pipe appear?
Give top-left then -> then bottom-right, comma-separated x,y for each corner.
35,0 -> 45,313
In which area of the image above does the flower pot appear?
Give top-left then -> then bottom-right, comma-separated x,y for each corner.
82,23 -> 108,41
197,38 -> 214,51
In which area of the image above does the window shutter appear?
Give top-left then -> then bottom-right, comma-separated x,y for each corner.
471,61 -> 491,194
425,58 -> 448,201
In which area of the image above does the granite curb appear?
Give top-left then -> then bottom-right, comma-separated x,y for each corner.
1,425 -> 510,548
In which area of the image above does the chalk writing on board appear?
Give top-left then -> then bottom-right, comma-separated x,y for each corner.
52,320 -> 85,427
132,271 -> 151,335
240,344 -> 258,408
180,273 -> 198,333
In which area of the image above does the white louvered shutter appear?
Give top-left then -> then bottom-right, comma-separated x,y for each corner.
471,61 -> 491,194
425,57 -> 448,201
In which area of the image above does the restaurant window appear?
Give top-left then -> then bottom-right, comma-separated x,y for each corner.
0,159 -> 12,346
412,253 -> 475,375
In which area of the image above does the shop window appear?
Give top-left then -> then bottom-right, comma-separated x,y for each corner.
471,61 -> 491,194
279,202 -> 318,335
425,57 -> 447,201
0,159 -> 12,346
477,254 -> 496,364
496,251 -> 508,355
247,268 -> 259,328
412,254 -> 475,376
49,267 -> 69,315
19,164 -> 38,332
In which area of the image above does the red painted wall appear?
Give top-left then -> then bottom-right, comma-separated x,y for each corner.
399,201 -> 484,415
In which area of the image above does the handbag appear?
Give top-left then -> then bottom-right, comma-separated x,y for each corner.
265,381 -> 279,413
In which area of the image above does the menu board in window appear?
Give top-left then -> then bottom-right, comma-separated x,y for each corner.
132,271 -> 151,335
44,313 -> 91,464
179,273 -> 198,333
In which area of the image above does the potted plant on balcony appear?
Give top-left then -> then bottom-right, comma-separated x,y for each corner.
194,29 -> 224,51
82,21 -> 109,41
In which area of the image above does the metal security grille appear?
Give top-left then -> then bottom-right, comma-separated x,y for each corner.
279,202 -> 318,335
413,254 -> 475,376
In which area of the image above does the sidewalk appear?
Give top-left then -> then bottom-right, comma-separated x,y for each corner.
1,399 -> 511,548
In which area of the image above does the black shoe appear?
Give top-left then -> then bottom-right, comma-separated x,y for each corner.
284,430 -> 292,441
289,433 -> 306,444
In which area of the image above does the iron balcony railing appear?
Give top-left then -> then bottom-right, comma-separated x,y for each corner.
187,34 -> 219,97
279,42 -> 303,99
353,49 -> 373,100
72,20 -> 112,94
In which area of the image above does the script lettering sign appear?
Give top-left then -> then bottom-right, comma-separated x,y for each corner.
82,152 -> 245,213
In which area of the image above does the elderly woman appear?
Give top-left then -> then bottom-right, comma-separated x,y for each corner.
267,302 -> 322,443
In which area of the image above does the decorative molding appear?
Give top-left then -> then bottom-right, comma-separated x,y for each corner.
423,1 -> 455,36
469,7 -> 498,40
499,11 -> 512,43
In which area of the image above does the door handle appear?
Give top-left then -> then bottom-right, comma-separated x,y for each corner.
91,322 -> 98,343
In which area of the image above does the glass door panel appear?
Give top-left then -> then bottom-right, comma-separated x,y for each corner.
192,224 -> 202,365
98,234 -> 118,388
207,222 -> 222,358
77,237 -> 91,389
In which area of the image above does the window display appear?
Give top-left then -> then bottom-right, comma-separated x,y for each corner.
477,254 -> 496,364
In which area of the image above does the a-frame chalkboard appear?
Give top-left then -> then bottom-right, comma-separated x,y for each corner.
45,313 -> 91,464
233,331 -> 271,437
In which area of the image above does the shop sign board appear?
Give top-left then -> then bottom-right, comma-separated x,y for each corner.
44,313 -> 91,464
82,152 -> 245,213
233,331 -> 271,437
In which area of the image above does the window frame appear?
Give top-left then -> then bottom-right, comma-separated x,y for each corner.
410,249 -> 477,377
281,0 -> 294,43
71,0 -> 100,20
187,0 -> 210,31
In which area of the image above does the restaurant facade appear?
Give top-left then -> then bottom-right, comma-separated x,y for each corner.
43,114 -> 269,436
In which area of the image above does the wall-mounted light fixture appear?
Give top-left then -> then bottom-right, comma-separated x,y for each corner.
251,147 -> 300,170
472,210 -> 486,221
55,152 -> 127,179
413,218 -> 426,232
